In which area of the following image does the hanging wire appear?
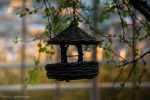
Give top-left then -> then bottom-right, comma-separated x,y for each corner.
73,0 -> 76,22
72,0 -> 77,24
43,0 -> 56,38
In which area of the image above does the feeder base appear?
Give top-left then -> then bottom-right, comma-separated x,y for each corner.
45,61 -> 99,82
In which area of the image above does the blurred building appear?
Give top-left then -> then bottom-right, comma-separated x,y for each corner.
0,0 -> 150,100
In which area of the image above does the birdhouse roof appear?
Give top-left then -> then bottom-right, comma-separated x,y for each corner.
48,23 -> 99,45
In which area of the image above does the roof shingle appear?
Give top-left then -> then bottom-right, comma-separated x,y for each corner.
48,23 -> 99,45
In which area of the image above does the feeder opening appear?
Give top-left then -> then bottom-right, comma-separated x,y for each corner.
67,45 -> 79,62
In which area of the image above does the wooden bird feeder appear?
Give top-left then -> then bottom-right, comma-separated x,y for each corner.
45,23 -> 99,82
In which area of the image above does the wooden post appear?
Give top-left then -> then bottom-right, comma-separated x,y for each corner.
60,45 -> 68,63
91,0 -> 100,100
21,0 -> 26,97
76,45 -> 83,62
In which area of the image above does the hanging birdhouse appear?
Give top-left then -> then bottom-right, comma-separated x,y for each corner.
45,23 -> 99,82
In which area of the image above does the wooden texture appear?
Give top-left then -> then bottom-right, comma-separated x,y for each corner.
48,23 -> 99,45
45,61 -> 99,82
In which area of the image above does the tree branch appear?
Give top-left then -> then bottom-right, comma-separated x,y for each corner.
117,50 -> 150,67
129,0 -> 150,22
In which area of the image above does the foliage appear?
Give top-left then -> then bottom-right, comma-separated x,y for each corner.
17,0 -> 150,99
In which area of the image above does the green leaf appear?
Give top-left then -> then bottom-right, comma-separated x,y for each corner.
50,51 -> 55,55
130,76 -> 137,83
34,57 -> 40,67
45,8 -> 49,12
38,43 -> 42,47
34,60 -> 40,66
105,51 -> 110,58
25,8 -> 30,11
39,47 -> 47,53
20,13 -> 26,17
120,82 -> 125,88
134,85 -> 141,91
39,67 -> 43,72
45,31 -> 50,37
123,13 -> 127,17
23,85 -> 28,90
96,0 -> 100,3
28,70 -> 33,75
97,17 -> 104,23
13,36 -> 19,44
31,71 -> 38,85
29,11 -> 33,14
36,0 -> 41,3
34,9 -> 37,14
46,51 -> 50,54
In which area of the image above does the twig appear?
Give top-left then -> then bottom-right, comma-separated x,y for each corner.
117,50 -> 150,67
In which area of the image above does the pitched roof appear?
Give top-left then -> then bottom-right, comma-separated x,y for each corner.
48,23 -> 99,45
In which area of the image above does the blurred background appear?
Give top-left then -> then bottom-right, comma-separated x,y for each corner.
0,0 -> 150,100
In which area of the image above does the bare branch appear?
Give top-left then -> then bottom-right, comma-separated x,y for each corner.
117,50 -> 150,67
129,0 -> 150,22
